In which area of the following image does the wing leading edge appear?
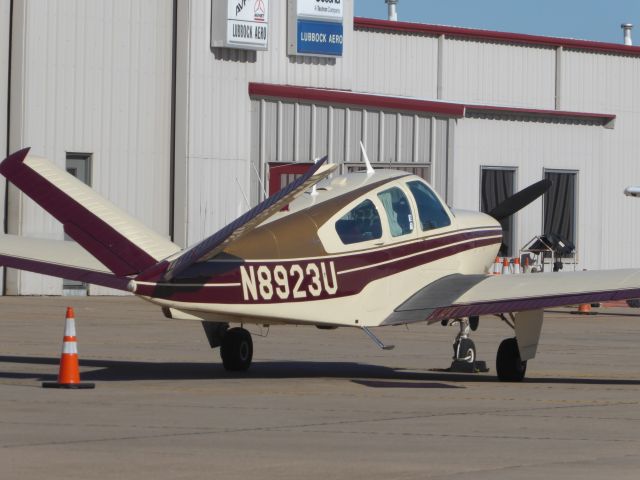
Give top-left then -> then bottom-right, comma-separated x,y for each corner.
384,269 -> 640,326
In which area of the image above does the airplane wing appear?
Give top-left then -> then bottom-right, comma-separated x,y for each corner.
0,234 -> 130,290
161,157 -> 337,280
384,269 -> 640,326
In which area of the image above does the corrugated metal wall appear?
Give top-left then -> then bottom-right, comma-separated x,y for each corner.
7,0 -> 174,294
352,26 -> 628,269
175,0 -> 355,247
454,117 -> 606,269
442,39 -> 556,108
561,50 -> 640,269
351,29 -> 557,109
249,98 -> 450,202
351,29 -> 438,98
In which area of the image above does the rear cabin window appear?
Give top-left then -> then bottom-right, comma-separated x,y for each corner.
407,181 -> 451,231
335,199 -> 383,245
377,187 -> 414,237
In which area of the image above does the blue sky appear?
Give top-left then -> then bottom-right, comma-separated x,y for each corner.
354,0 -> 640,44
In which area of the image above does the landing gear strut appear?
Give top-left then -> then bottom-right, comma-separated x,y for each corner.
220,327 -> 253,371
445,316 -> 488,373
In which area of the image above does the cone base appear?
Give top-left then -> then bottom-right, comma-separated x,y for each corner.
42,382 -> 95,389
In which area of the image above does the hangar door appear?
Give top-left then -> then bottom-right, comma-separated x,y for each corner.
250,99 -> 453,202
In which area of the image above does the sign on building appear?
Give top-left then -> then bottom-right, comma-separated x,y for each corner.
211,0 -> 270,51
287,0 -> 344,57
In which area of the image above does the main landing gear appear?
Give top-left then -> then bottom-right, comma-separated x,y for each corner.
443,316 -> 489,373
201,322 -> 254,372
440,310 -> 541,381
220,327 -> 253,371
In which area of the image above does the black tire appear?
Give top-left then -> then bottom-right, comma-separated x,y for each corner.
496,337 -> 527,382
220,327 -> 253,371
627,299 -> 640,308
453,338 -> 476,363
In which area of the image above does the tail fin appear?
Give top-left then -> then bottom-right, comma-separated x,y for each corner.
0,148 -> 180,276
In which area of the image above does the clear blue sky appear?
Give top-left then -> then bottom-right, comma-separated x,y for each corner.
354,0 -> 640,44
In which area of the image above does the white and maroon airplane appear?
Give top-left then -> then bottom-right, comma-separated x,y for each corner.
2,147 -> 640,381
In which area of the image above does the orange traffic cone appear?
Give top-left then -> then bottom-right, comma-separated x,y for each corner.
524,256 -> 531,273
492,257 -> 502,275
513,257 -> 522,274
571,303 -> 597,316
42,307 -> 95,389
502,258 -> 511,275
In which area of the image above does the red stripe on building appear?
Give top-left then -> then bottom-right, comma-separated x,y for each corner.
249,83 -> 615,125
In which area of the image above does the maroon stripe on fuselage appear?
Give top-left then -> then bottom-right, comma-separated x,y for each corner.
135,228 -> 501,304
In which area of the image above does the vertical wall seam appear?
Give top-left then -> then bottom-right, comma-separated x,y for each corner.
169,0 -> 177,240
3,0 -> 14,295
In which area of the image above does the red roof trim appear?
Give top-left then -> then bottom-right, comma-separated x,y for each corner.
248,83 -> 616,126
354,17 -> 640,57
249,83 -> 465,117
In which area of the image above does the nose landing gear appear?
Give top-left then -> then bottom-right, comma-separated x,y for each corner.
445,316 -> 489,373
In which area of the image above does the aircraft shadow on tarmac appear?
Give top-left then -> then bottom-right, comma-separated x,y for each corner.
1,355 -> 640,387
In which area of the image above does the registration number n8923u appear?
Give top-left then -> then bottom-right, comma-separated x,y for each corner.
240,261 -> 338,301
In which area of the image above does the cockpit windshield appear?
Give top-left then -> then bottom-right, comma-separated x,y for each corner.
406,181 -> 451,231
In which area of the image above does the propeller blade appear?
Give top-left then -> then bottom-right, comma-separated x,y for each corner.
488,179 -> 552,221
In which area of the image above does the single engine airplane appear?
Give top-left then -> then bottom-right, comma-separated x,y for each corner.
2,147 -> 640,381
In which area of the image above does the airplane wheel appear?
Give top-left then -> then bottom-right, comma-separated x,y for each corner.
496,337 -> 527,382
453,338 -> 476,363
220,327 -> 253,371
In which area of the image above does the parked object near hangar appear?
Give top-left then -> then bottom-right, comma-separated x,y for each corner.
3,148 -> 640,382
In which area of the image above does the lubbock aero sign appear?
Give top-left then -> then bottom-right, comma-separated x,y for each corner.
211,0 -> 269,51
288,0 -> 344,57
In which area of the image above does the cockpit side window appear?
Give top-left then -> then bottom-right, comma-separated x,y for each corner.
407,180 -> 451,231
335,199 -> 383,245
377,187 -> 414,237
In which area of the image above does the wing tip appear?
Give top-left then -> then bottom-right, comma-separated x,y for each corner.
0,147 -> 32,177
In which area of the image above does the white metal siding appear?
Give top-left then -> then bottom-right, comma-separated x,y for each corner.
351,29 -> 438,98
177,0 -> 355,247
442,38 -> 556,108
561,50 -> 640,269
8,0 -> 173,294
454,118 -> 606,270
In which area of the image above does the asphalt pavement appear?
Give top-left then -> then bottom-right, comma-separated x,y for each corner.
1,296 -> 639,479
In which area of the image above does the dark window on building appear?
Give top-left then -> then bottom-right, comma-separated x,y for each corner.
543,170 -> 577,250
335,199 -> 383,245
64,153 -> 92,292
406,180 -> 451,231
481,168 -> 515,256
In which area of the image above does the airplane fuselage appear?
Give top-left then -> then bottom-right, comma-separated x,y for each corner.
133,171 -> 502,327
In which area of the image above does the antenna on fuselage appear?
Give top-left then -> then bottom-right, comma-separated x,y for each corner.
360,141 -> 375,175
311,156 -> 321,196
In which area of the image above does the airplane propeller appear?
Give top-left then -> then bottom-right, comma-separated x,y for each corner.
488,179 -> 552,221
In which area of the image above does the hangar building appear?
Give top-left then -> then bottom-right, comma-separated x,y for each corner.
0,0 -> 638,295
